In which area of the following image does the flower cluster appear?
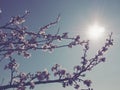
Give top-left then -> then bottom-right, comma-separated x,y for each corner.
36,69 -> 50,81
51,64 -> 85,90
10,16 -> 25,25
15,73 -> 27,89
4,59 -> 19,71
74,65 -> 81,73
68,35 -> 80,48
41,43 -> 56,53
12,72 -> 35,89
0,30 -> 6,42
51,64 -> 67,78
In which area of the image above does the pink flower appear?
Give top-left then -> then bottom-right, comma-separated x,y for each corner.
23,52 -> 31,59
41,44 -> 49,52
20,72 -> 27,80
74,65 -> 81,71
100,57 -> 106,62
66,73 -> 73,78
68,43 -> 72,48
84,80 -> 92,87
13,78 -> 20,84
74,84 -> 80,89
59,68 -> 66,75
39,30 -> 45,35
17,84 -> 26,90
75,35 -> 80,42
62,33 -> 68,38
9,43 -> 15,49
98,50 -> 103,56
51,64 -> 60,72
30,81 -> 35,89
102,47 -> 108,52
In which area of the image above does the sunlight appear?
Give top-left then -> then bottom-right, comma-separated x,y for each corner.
87,23 -> 105,40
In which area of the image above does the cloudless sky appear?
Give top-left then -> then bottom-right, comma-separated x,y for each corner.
0,0 -> 120,90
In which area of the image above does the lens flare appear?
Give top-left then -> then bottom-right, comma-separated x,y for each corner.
88,23 -> 105,40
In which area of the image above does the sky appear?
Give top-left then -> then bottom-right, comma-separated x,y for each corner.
0,0 -> 120,90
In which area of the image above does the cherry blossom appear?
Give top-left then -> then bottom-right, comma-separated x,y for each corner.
0,11 -> 113,90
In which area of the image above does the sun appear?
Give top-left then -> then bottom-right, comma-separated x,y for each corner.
87,23 -> 105,40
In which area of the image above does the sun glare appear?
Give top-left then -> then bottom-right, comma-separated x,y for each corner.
87,23 -> 105,40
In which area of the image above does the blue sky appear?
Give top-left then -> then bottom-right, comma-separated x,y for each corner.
0,0 -> 120,90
